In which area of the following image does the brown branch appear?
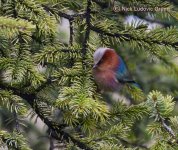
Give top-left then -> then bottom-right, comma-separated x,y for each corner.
42,4 -> 87,20
69,20 -> 74,46
155,104 -> 177,141
58,11 -> 87,20
82,0 -> 92,60
161,117 -> 175,138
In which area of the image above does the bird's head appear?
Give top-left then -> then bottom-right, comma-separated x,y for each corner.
93,47 -> 119,70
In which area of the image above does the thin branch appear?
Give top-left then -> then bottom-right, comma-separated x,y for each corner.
82,0 -> 92,59
43,4 -> 97,20
13,111 -> 20,133
155,104 -> 176,140
69,20 -> 74,46
12,0 -> 18,18
49,136 -> 54,150
69,12 -> 88,19
159,115 -> 176,138
42,5 -> 86,20
58,11 -> 87,20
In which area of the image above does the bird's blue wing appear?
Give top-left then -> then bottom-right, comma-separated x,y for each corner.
115,56 -> 140,88
115,56 -> 131,81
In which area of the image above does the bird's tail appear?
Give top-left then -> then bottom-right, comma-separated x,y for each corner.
126,80 -> 142,90
119,79 -> 141,89
125,80 -> 145,102
124,80 -> 140,88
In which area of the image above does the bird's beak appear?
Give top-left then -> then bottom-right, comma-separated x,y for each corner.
93,64 -> 98,69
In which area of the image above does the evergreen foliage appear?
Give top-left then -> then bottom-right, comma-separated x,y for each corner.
0,0 -> 178,149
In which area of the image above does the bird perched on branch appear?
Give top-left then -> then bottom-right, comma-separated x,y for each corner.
92,47 -> 139,93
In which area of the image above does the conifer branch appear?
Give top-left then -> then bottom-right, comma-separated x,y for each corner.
92,0 -> 109,8
161,117 -> 175,138
12,0 -> 18,18
42,5 -> 87,20
1,0 -> 178,149
154,103 -> 177,141
156,110 -> 176,138
32,100 -> 92,150
0,130 -> 32,150
82,0 -> 92,59
35,78 -> 52,93
135,13 -> 172,27
117,137 -> 148,149
0,85 -> 92,150
90,25 -> 178,49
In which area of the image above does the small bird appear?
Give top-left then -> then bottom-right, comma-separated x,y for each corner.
92,47 -> 138,92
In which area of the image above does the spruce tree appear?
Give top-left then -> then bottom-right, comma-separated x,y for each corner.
0,0 -> 178,149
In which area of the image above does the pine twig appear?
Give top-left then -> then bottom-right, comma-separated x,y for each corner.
82,0 -> 92,60
160,116 -> 175,138
155,104 -> 177,142
90,25 -> 178,49
42,5 -> 87,20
